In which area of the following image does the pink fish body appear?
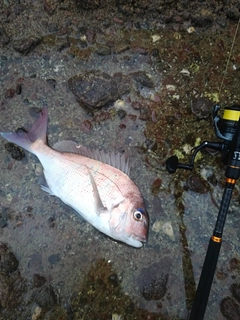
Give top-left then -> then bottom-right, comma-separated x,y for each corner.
0,108 -> 148,247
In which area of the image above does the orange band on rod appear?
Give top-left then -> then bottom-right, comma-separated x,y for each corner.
226,178 -> 236,184
212,236 -> 222,243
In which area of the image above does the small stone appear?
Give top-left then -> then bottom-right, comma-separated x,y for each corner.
114,40 -> 130,54
68,71 -> 125,109
47,217 -> 55,228
151,178 -> 162,195
114,99 -> 125,109
32,306 -> 42,320
4,143 -> 25,161
32,284 -> 57,308
46,78 -> 56,89
96,45 -> 111,56
81,120 -> 92,133
16,83 -> 22,95
13,35 -> 41,55
152,220 -> 162,232
129,71 -> 154,88
220,296 -> 240,319
33,274 -> 47,288
162,222 -> 175,241
186,175 -> 209,194
139,261 -> 170,301
48,254 -> 60,265
191,97 -> 212,119
108,273 -> 118,287
117,109 -> 127,119
187,26 -> 195,33
151,34 -> 161,42
5,88 -> 15,98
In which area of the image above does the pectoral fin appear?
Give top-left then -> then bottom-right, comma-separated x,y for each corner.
87,169 -> 107,215
109,197 -> 125,210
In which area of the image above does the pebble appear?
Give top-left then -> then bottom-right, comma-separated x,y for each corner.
4,143 -> 25,161
13,35 -> 41,55
191,97 -> 212,119
220,296 -> 240,319
5,88 -> 15,98
186,174 -> 209,194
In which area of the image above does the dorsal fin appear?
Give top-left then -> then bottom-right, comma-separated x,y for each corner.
52,140 -> 130,175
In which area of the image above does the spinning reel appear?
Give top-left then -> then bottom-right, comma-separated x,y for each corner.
166,104 -> 240,173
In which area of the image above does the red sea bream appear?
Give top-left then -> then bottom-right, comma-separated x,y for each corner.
0,108 -> 148,247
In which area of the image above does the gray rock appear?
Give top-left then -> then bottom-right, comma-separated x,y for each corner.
68,71 -> 129,109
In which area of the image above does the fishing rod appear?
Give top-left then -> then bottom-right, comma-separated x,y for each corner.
166,104 -> 240,319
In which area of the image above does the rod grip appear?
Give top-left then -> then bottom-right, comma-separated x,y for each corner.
188,237 -> 222,320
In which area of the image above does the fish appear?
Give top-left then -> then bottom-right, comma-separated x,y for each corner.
0,108 -> 148,247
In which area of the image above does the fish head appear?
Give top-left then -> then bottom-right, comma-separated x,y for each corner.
109,194 -> 148,248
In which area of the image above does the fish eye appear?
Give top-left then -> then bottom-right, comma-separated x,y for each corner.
134,210 -> 143,221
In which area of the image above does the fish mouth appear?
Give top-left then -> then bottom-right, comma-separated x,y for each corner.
132,234 -> 147,242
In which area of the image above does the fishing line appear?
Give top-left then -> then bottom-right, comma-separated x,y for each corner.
218,17 -> 240,98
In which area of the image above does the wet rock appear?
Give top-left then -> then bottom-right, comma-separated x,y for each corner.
220,296 -> 240,320
68,71 -> 129,109
13,35 -> 41,55
139,261 -> 170,301
129,71 -> 154,88
4,142 -> 25,161
186,175 -> 209,194
191,97 -> 212,119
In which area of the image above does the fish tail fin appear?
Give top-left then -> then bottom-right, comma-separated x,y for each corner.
0,107 -> 48,153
